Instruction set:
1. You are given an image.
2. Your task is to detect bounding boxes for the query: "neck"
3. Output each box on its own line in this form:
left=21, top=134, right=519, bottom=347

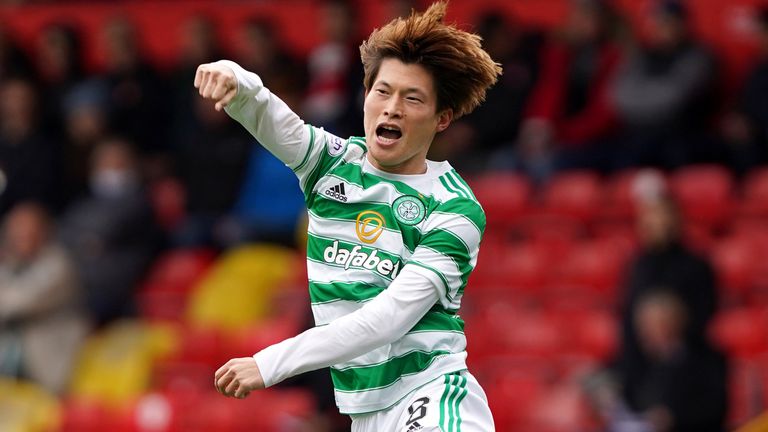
left=366, top=154, right=428, bottom=175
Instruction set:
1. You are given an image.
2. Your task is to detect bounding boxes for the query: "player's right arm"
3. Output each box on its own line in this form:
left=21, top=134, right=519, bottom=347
left=194, top=60, right=307, bottom=168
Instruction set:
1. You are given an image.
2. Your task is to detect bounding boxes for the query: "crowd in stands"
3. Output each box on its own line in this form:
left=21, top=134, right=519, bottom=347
left=0, top=0, right=767, bottom=431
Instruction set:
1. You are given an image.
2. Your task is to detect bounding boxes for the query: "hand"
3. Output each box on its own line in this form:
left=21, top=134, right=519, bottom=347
left=214, top=357, right=265, bottom=399
left=194, top=62, right=238, bottom=112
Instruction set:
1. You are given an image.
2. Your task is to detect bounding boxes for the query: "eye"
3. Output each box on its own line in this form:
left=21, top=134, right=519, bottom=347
left=406, top=96, right=422, bottom=103
left=375, top=88, right=389, bottom=96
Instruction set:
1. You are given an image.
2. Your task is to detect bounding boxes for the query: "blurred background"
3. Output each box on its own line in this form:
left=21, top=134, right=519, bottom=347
left=0, top=0, right=767, bottom=431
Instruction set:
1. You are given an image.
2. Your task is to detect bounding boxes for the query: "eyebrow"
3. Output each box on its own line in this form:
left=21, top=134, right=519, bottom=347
left=375, top=80, right=428, bottom=97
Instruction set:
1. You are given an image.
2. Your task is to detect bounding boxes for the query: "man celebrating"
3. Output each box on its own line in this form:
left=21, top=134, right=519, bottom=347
left=195, top=2, right=501, bottom=430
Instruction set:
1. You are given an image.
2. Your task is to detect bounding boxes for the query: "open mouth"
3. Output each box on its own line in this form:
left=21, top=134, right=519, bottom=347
left=376, top=124, right=403, bottom=143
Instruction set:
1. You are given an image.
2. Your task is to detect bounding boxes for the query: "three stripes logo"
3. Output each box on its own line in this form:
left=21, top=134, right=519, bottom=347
left=324, top=182, right=348, bottom=202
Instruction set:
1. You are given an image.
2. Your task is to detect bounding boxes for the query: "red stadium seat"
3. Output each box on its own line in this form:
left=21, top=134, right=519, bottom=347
left=738, top=167, right=768, bottom=218
left=541, top=170, right=602, bottom=223
left=566, top=310, right=619, bottom=361
left=142, top=248, right=217, bottom=292
left=469, top=172, right=532, bottom=231
left=137, top=248, right=217, bottom=321
left=710, top=307, right=768, bottom=358
left=600, top=168, right=667, bottom=221
left=491, top=242, right=553, bottom=295
left=669, top=165, right=735, bottom=229
left=149, top=177, right=187, bottom=231
left=60, top=398, right=115, bottom=432
left=710, top=236, right=759, bottom=303
left=481, top=357, right=553, bottom=431
left=550, top=239, right=629, bottom=305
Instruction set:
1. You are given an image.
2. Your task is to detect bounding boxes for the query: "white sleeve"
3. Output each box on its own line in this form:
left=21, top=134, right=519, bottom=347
left=216, top=60, right=309, bottom=168
left=252, top=264, right=439, bottom=387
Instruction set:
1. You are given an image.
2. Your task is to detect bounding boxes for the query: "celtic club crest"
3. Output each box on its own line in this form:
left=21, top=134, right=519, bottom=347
left=393, top=195, right=426, bottom=226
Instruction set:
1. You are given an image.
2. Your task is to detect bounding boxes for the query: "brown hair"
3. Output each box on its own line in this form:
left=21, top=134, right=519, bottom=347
left=359, top=1, right=502, bottom=118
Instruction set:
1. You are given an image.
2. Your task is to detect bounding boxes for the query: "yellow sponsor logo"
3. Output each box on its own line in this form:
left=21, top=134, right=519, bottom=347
left=355, top=210, right=385, bottom=244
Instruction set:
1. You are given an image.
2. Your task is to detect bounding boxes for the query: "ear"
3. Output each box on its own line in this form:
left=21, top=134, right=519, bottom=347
left=436, top=109, right=453, bottom=133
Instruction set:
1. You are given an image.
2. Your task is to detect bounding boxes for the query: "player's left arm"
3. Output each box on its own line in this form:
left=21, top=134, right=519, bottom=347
left=214, top=267, right=439, bottom=398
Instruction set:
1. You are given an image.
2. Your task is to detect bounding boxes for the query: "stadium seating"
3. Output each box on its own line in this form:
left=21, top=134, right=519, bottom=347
left=739, top=167, right=768, bottom=219
left=468, top=172, right=531, bottom=232
left=669, top=164, right=735, bottom=230
left=541, top=170, right=602, bottom=223
left=137, top=248, right=217, bottom=322
left=710, top=307, right=768, bottom=358
left=0, top=378, right=60, bottom=432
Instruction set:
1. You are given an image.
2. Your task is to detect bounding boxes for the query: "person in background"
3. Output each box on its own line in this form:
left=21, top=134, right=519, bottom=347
left=60, top=79, right=111, bottom=202
left=615, top=177, right=718, bottom=386
left=0, top=24, right=34, bottom=81
left=233, top=17, right=306, bottom=112
left=589, top=290, right=727, bottom=432
left=169, top=15, right=226, bottom=148
left=58, top=137, right=159, bottom=326
left=302, top=0, right=364, bottom=138
left=718, top=6, right=768, bottom=174
left=611, top=0, right=717, bottom=169
left=433, top=10, right=543, bottom=174
left=0, top=202, right=90, bottom=395
left=0, top=78, right=61, bottom=216
left=34, top=23, right=86, bottom=138
left=170, top=89, right=254, bottom=248
left=511, top=0, right=623, bottom=182
left=100, top=17, right=168, bottom=161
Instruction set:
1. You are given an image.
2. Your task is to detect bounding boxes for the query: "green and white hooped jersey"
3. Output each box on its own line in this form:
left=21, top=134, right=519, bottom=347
left=291, top=125, right=485, bottom=413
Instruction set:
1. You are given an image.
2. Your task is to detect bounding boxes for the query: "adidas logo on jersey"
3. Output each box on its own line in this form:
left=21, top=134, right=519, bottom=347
left=325, top=182, right=348, bottom=202
left=406, top=422, right=424, bottom=431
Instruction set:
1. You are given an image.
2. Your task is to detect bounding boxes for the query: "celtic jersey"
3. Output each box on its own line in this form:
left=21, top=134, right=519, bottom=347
left=220, top=60, right=485, bottom=414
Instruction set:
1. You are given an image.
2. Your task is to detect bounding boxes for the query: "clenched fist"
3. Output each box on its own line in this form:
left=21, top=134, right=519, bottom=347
left=214, top=357, right=265, bottom=399
left=194, top=62, right=238, bottom=112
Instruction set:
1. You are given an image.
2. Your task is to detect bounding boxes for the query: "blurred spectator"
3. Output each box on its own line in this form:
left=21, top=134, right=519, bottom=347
left=170, top=92, right=253, bottom=248
left=61, top=79, right=110, bottom=201
left=432, top=11, right=543, bottom=174
left=509, top=0, right=623, bottom=182
left=34, top=23, right=86, bottom=137
left=0, top=202, right=89, bottom=395
left=303, top=0, right=364, bottom=137
left=611, top=0, right=717, bottom=170
left=0, top=78, right=61, bottom=216
left=615, top=181, right=718, bottom=404
left=589, top=290, right=727, bottom=432
left=234, top=18, right=306, bottom=111
left=718, top=6, right=768, bottom=175
left=215, top=145, right=306, bottom=249
left=58, top=138, right=159, bottom=325
left=169, top=15, right=225, bottom=144
left=100, top=17, right=169, bottom=158
left=0, top=25, right=34, bottom=80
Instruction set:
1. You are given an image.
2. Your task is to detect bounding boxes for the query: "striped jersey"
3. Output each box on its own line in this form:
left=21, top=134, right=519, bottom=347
left=293, top=125, right=486, bottom=413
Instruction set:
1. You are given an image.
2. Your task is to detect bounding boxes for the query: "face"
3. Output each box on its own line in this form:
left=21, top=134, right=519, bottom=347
left=635, top=296, right=686, bottom=358
left=637, top=199, right=679, bottom=248
left=645, top=14, right=684, bottom=49
left=566, top=5, right=601, bottom=44
left=363, top=58, right=452, bottom=174
left=3, top=206, right=48, bottom=262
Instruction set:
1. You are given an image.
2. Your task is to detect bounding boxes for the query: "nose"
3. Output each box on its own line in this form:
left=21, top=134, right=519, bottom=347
left=383, top=97, right=403, bottom=118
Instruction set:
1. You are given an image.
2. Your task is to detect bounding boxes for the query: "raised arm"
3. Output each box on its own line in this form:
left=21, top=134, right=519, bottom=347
left=194, top=60, right=308, bottom=167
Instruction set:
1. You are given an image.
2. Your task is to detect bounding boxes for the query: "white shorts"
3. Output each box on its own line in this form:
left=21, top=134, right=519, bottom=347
left=350, top=371, right=495, bottom=432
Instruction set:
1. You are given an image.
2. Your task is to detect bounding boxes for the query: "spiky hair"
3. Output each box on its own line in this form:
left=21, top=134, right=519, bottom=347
left=359, top=1, right=502, bottom=118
